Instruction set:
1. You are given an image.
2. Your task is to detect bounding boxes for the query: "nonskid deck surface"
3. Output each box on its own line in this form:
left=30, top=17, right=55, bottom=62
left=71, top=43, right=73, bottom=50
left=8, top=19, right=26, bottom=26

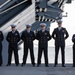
left=0, top=64, right=75, bottom=75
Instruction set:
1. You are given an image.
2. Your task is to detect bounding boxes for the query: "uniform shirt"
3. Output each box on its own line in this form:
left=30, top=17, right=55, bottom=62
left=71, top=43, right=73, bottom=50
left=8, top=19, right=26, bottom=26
left=42, top=29, right=45, bottom=32
left=58, top=27, right=62, bottom=31
left=12, top=31, right=15, bottom=34
left=27, top=30, right=30, bottom=33
left=36, top=30, right=51, bottom=48
left=52, top=27, right=69, bottom=46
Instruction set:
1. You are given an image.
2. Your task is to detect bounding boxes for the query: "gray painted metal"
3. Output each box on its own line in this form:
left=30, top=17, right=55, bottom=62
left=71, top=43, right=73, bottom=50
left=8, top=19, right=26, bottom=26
left=0, top=0, right=7, bottom=6
left=0, top=0, right=17, bottom=12
left=37, top=0, right=48, bottom=8
left=0, top=0, right=32, bottom=26
left=35, top=0, right=64, bottom=22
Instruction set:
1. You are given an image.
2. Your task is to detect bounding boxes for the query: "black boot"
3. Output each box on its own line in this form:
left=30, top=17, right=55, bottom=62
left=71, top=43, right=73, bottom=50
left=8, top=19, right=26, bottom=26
left=54, top=64, right=57, bottom=67
left=62, top=64, right=65, bottom=67
left=21, top=63, right=25, bottom=67
left=6, top=64, right=11, bottom=66
left=0, top=64, right=2, bottom=67
left=32, top=63, right=36, bottom=67
left=45, top=64, right=49, bottom=67
left=37, top=64, right=40, bottom=67
left=16, top=64, right=19, bottom=66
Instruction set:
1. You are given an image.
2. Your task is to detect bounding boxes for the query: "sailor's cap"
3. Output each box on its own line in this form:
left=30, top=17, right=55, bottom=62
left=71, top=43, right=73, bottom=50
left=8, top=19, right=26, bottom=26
left=57, top=19, right=63, bottom=23
left=11, top=24, right=16, bottom=27
left=26, top=24, right=32, bottom=27
left=40, top=23, right=46, bottom=26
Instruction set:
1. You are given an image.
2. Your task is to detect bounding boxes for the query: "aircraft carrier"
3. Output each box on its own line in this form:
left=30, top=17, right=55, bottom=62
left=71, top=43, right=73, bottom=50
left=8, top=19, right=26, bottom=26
left=0, top=0, right=74, bottom=75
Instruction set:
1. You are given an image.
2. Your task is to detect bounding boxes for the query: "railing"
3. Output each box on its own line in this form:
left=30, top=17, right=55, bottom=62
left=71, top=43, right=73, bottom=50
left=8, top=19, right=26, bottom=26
left=0, top=0, right=28, bottom=14
left=0, top=0, right=18, bottom=12
left=0, top=0, right=11, bottom=8
left=0, top=0, right=32, bottom=26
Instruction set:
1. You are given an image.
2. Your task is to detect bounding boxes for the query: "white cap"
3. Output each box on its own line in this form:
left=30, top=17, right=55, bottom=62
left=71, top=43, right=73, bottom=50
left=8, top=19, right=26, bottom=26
left=26, top=24, right=32, bottom=27
left=11, top=24, right=16, bottom=27
left=40, top=23, right=46, bottom=26
left=57, top=19, right=63, bottom=23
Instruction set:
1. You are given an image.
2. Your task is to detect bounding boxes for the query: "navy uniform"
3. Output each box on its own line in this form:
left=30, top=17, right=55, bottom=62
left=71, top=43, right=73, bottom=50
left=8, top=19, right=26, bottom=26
left=6, top=24, right=20, bottom=66
left=36, top=23, right=51, bottom=67
left=21, top=24, right=35, bottom=67
left=72, top=34, right=75, bottom=67
left=52, top=20, right=69, bottom=67
left=0, top=31, right=4, bottom=66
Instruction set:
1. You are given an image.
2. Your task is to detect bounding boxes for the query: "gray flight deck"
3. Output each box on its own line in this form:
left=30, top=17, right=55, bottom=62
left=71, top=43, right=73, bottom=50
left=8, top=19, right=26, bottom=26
left=0, top=64, right=75, bottom=75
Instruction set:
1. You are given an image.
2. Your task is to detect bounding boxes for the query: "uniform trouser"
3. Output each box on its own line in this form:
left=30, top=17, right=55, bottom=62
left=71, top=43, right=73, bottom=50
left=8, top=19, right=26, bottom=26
left=37, top=47, right=48, bottom=65
left=55, top=45, right=65, bottom=65
left=0, top=46, right=2, bottom=65
left=73, top=44, right=75, bottom=66
left=23, top=47, right=35, bottom=65
left=8, top=46, right=19, bottom=65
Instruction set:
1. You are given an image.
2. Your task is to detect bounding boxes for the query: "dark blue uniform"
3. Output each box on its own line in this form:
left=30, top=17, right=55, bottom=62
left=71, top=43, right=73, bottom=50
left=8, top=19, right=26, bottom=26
left=21, top=30, right=35, bottom=66
left=0, top=31, right=4, bottom=66
left=6, top=30, right=20, bottom=66
left=36, top=30, right=51, bottom=66
left=72, top=34, right=75, bottom=67
left=52, top=27, right=69, bottom=66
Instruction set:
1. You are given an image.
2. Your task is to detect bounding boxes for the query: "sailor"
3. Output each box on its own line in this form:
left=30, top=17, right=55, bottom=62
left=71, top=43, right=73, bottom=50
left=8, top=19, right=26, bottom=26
left=36, top=23, right=51, bottom=67
left=21, top=24, right=35, bottom=67
left=6, top=24, right=20, bottom=66
left=72, top=34, right=75, bottom=67
left=0, top=31, right=4, bottom=66
left=52, top=20, right=69, bottom=67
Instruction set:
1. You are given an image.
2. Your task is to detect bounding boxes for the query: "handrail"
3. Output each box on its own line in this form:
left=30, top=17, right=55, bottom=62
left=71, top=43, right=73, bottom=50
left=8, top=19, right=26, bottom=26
left=0, top=0, right=11, bottom=8
left=0, top=0, right=28, bottom=14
